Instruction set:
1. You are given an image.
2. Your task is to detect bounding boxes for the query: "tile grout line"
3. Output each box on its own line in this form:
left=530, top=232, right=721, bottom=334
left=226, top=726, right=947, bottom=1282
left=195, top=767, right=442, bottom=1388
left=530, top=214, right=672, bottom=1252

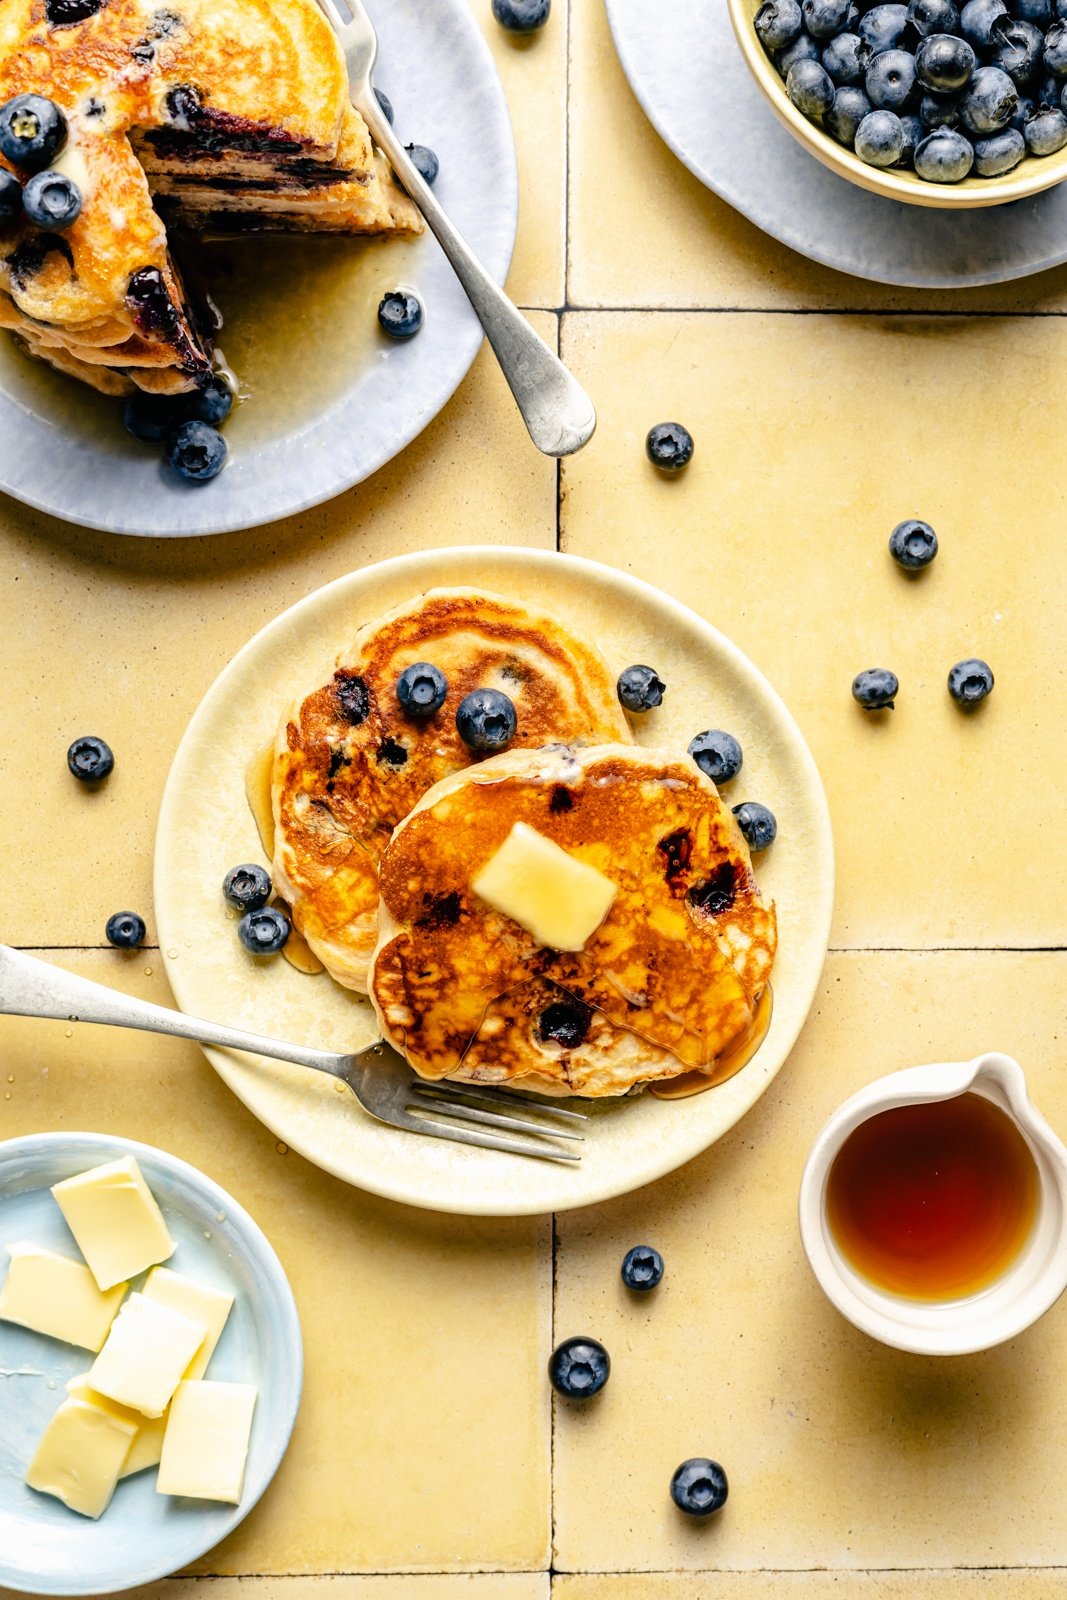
left=548, top=304, right=1067, bottom=318
left=556, top=0, right=574, bottom=557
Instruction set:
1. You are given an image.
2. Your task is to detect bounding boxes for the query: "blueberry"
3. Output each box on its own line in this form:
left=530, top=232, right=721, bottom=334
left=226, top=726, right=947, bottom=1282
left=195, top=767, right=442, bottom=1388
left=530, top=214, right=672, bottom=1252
left=491, top=0, right=551, bottom=31
left=732, top=801, right=778, bottom=852
left=222, top=863, right=272, bottom=912
left=192, top=375, right=234, bottom=426
left=775, top=31, right=822, bottom=74
left=404, top=143, right=439, bottom=185
left=828, top=83, right=874, bottom=140
left=123, top=391, right=190, bottom=443
left=756, top=0, right=804, bottom=50
left=960, top=0, right=1008, bottom=45
left=238, top=905, right=291, bottom=955
left=915, top=32, right=976, bottom=92
left=621, top=1245, right=665, bottom=1292
left=670, top=1459, right=729, bottom=1518
left=973, top=123, right=1026, bottom=168
left=906, top=0, right=960, bottom=34
left=960, top=64, right=1019, bottom=130
left=1045, top=19, right=1067, bottom=71
left=456, top=687, right=517, bottom=752
left=899, top=109, right=925, bottom=157
left=920, top=89, right=962, bottom=124
left=105, top=912, right=146, bottom=950
left=378, top=289, right=423, bottom=339
left=166, top=419, right=227, bottom=482
left=856, top=106, right=907, bottom=161
left=617, top=664, right=666, bottom=712
left=22, top=170, right=81, bottom=230
left=689, top=729, right=743, bottom=785
left=67, top=735, right=114, bottom=782
left=548, top=1337, right=610, bottom=1399
left=646, top=421, right=694, bottom=470
left=1010, top=93, right=1035, bottom=130
left=0, top=95, right=67, bottom=171
left=374, top=87, right=394, bottom=124
left=1034, top=70, right=1063, bottom=104
left=859, top=4, right=910, bottom=51
left=397, top=661, right=448, bottom=717
left=991, top=16, right=1044, bottom=83
left=1025, top=101, right=1067, bottom=146
left=803, top=0, right=853, bottom=37
left=788, top=57, right=838, bottom=116
left=889, top=517, right=938, bottom=568
left=914, top=123, right=976, bottom=175
left=947, top=657, right=994, bottom=704
left=1014, top=0, right=1052, bottom=20
left=852, top=667, right=899, bottom=709
left=823, top=31, right=873, bottom=83
left=867, top=49, right=919, bottom=109
left=0, top=169, right=22, bottom=227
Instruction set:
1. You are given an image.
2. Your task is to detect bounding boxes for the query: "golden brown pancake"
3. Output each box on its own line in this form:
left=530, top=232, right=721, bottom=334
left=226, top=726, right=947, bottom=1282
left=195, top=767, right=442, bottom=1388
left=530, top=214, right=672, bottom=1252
left=0, top=0, right=421, bottom=395
left=369, top=742, right=778, bottom=1097
left=272, top=588, right=635, bottom=994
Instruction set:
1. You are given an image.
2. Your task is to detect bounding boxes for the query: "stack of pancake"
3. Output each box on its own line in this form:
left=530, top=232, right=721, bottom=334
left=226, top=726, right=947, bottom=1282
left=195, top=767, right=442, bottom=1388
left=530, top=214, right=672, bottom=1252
left=271, top=588, right=779, bottom=1099
left=0, top=0, right=421, bottom=396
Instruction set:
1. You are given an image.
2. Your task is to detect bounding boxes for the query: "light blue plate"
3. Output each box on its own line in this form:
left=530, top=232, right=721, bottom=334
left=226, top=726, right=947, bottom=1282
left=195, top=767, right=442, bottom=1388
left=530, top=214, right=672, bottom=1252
left=0, top=1133, right=303, bottom=1596
left=0, top=0, right=517, bottom=536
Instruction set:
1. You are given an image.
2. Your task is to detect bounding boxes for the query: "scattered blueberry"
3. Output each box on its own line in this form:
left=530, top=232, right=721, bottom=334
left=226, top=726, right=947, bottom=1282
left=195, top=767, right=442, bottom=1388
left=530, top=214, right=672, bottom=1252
left=0, top=94, right=67, bottom=171
left=374, top=87, right=394, bottom=124
left=852, top=667, right=900, bottom=709
left=889, top=517, right=938, bottom=568
left=193, top=375, right=234, bottom=426
left=973, top=122, right=1026, bottom=169
left=915, top=32, right=976, bottom=92
left=828, top=83, right=874, bottom=140
left=237, top=905, right=291, bottom=955
left=960, top=64, right=1019, bottom=131
left=167, top=419, right=227, bottom=482
left=907, top=0, right=960, bottom=36
left=397, top=661, right=448, bottom=717
left=548, top=1337, right=610, bottom=1399
left=617, top=664, right=666, bottom=712
left=646, top=421, right=694, bottom=471
left=787, top=56, right=837, bottom=116
left=0, top=169, right=22, bottom=227
left=756, top=0, right=804, bottom=51
left=858, top=3, right=910, bottom=52
left=867, top=49, right=919, bottom=109
left=732, top=801, right=778, bottom=852
left=915, top=123, right=976, bottom=176
left=105, top=912, right=146, bottom=950
left=378, top=290, right=423, bottom=340
left=689, top=729, right=744, bottom=785
left=621, top=1245, right=665, bottom=1292
left=960, top=0, right=1008, bottom=48
left=856, top=107, right=907, bottom=163
left=670, top=1459, right=729, bottom=1518
left=1025, top=102, right=1067, bottom=148
left=456, top=687, right=517, bottom=752
left=491, top=0, right=551, bottom=31
left=404, top=143, right=439, bottom=185
left=22, top=170, right=81, bottom=230
left=947, top=657, right=994, bottom=704
left=67, top=735, right=114, bottom=782
left=803, top=0, right=852, bottom=37
left=123, top=391, right=190, bottom=443
left=222, top=863, right=272, bottom=912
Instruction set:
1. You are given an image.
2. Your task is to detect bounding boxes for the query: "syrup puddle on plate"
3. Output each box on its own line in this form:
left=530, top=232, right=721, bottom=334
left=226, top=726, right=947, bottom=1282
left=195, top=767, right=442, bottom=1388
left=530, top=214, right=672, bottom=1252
left=650, top=985, right=773, bottom=1100
left=243, top=742, right=324, bottom=977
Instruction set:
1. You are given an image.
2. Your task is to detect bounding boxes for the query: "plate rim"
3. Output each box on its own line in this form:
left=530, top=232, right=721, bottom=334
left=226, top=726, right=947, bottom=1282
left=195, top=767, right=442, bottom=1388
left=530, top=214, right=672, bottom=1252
left=0, top=1129, right=304, bottom=1597
left=154, top=545, right=835, bottom=1216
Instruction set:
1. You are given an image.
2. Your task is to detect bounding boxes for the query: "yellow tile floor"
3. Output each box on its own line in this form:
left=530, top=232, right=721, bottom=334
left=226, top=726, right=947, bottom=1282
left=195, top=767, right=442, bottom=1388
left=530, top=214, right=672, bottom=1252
left=1, top=0, right=1065, bottom=1596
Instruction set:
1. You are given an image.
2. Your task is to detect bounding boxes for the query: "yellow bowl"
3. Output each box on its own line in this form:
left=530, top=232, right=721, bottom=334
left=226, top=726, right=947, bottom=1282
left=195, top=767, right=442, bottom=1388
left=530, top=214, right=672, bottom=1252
left=727, top=0, right=1067, bottom=208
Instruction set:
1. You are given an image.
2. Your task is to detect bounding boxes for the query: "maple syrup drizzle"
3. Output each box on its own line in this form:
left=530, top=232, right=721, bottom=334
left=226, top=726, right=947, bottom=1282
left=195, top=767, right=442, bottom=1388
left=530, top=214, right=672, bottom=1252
left=649, top=985, right=773, bottom=1100
left=243, top=742, right=324, bottom=977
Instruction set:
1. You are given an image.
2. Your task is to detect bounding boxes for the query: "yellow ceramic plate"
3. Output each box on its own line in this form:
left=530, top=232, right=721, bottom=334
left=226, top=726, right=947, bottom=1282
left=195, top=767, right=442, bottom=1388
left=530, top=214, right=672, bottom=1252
left=154, top=548, right=833, bottom=1216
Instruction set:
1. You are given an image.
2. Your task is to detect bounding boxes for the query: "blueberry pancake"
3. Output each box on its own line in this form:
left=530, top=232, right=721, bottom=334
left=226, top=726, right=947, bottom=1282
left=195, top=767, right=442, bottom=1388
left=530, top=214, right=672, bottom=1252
left=0, top=0, right=421, bottom=396
left=272, top=588, right=634, bottom=995
left=369, top=743, right=778, bottom=1097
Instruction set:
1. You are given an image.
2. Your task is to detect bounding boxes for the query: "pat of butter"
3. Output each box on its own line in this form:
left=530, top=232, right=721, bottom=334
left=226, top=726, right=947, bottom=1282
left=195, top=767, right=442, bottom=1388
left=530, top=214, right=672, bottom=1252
left=157, top=1380, right=257, bottom=1504
left=26, top=1397, right=137, bottom=1519
left=51, top=1157, right=175, bottom=1291
left=471, top=822, right=618, bottom=951
left=66, top=1374, right=168, bottom=1479
left=88, top=1293, right=207, bottom=1418
left=0, top=1244, right=126, bottom=1352
left=142, top=1267, right=234, bottom=1380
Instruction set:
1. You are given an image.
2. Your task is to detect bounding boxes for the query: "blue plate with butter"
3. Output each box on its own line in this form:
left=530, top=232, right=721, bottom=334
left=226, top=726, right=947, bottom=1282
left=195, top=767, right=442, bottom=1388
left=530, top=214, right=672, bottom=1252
left=0, top=1132, right=303, bottom=1596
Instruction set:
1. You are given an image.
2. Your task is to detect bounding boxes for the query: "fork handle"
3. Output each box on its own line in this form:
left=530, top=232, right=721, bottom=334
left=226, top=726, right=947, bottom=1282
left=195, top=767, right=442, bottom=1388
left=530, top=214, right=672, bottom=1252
left=361, top=97, right=596, bottom=459
left=0, top=945, right=349, bottom=1079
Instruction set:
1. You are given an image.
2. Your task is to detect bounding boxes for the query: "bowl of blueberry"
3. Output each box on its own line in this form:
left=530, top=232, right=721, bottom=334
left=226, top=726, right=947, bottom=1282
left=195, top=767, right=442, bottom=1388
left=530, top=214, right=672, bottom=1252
left=728, top=0, right=1067, bottom=205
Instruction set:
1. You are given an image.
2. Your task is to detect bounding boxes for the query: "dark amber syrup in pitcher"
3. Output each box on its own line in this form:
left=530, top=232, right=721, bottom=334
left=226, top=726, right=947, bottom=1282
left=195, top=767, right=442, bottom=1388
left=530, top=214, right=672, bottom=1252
left=825, top=1093, right=1039, bottom=1301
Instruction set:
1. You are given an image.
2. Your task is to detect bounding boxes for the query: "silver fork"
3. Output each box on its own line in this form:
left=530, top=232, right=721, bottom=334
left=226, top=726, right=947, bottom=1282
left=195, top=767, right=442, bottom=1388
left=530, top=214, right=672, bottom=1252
left=315, top=0, right=596, bottom=459
left=0, top=947, right=586, bottom=1164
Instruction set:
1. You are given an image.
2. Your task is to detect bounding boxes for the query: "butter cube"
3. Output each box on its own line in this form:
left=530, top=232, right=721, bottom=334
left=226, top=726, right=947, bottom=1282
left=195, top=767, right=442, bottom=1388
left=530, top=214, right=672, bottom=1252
left=157, top=1380, right=257, bottom=1504
left=142, top=1267, right=234, bottom=1379
left=51, top=1156, right=175, bottom=1291
left=26, top=1397, right=137, bottom=1519
left=88, top=1293, right=207, bottom=1418
left=471, top=821, right=618, bottom=951
left=66, top=1374, right=168, bottom=1478
left=0, top=1244, right=126, bottom=1352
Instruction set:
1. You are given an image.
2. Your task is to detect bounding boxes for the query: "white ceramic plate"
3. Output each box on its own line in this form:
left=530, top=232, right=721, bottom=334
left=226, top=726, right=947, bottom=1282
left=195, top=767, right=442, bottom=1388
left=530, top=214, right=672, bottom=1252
left=0, top=0, right=517, bottom=537
left=0, top=1133, right=303, bottom=1596
left=154, top=548, right=834, bottom=1216
left=605, top=0, right=1067, bottom=289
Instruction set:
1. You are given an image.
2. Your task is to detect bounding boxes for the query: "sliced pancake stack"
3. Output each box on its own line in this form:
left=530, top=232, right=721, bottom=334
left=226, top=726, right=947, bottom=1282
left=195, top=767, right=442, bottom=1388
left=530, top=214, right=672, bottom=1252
left=271, top=588, right=779, bottom=1100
